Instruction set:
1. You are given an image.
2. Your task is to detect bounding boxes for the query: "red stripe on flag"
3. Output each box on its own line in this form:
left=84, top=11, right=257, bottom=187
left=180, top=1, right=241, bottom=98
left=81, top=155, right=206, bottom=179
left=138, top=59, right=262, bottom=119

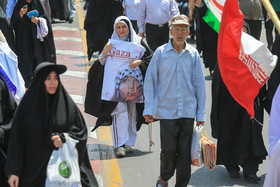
left=210, top=0, right=224, bottom=11
left=218, top=0, right=258, bottom=118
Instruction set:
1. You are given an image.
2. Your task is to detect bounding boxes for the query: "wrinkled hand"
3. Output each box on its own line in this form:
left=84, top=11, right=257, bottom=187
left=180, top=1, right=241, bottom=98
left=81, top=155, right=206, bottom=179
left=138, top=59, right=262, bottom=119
left=188, top=14, right=193, bottom=21
left=51, top=135, right=63, bottom=148
left=144, top=115, right=154, bottom=123
left=129, top=60, right=142, bottom=69
left=196, top=121, right=205, bottom=126
left=139, top=32, right=144, bottom=37
left=102, top=42, right=113, bottom=55
left=19, top=7, right=28, bottom=18
left=31, top=15, right=39, bottom=23
left=267, top=13, right=271, bottom=20
left=8, top=175, right=19, bottom=187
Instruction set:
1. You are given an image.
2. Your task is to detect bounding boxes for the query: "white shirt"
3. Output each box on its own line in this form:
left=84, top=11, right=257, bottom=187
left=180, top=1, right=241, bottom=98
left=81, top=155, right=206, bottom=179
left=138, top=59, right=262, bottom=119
left=122, top=0, right=140, bottom=21
left=268, top=84, right=280, bottom=155
left=137, top=0, right=179, bottom=33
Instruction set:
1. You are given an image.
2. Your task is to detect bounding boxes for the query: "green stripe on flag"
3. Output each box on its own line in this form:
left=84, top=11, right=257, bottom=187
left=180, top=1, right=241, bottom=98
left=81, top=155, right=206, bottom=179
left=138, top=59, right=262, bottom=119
left=203, top=9, right=221, bottom=33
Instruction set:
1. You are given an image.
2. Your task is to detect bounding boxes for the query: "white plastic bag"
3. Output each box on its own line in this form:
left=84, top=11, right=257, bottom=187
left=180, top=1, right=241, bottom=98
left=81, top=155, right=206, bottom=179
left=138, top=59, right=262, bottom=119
left=45, top=133, right=81, bottom=187
left=191, top=124, right=203, bottom=166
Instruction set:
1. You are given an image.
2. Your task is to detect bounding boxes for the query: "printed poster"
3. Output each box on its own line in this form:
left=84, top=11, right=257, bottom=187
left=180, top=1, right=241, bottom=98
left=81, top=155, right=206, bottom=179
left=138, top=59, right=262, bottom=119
left=101, top=39, right=146, bottom=103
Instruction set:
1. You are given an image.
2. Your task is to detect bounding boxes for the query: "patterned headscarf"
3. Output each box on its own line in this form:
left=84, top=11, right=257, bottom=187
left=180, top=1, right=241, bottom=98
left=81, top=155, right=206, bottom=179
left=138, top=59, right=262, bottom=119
left=115, top=67, right=143, bottom=100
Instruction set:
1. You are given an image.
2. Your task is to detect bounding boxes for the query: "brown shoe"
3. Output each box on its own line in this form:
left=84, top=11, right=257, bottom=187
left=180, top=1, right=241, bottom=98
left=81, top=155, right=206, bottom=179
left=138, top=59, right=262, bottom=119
left=156, top=176, right=168, bottom=187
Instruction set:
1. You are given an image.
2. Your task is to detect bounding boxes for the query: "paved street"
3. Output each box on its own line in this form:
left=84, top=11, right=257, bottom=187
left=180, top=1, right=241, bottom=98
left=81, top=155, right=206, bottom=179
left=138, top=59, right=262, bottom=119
left=54, top=1, right=271, bottom=186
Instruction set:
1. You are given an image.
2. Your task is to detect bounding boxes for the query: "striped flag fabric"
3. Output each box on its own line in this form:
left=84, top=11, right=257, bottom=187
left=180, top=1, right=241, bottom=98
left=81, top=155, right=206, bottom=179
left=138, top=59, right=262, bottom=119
left=203, top=0, right=225, bottom=33
left=217, top=0, right=277, bottom=117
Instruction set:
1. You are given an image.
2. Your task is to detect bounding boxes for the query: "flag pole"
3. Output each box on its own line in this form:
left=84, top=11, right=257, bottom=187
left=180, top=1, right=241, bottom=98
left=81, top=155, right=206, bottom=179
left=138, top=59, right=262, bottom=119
left=148, top=123, right=154, bottom=152
left=262, top=0, right=280, bottom=35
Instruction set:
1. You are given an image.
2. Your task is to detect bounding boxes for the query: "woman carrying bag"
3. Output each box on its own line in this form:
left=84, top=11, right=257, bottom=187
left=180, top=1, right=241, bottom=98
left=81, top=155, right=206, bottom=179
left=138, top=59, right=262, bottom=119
left=6, top=62, right=98, bottom=187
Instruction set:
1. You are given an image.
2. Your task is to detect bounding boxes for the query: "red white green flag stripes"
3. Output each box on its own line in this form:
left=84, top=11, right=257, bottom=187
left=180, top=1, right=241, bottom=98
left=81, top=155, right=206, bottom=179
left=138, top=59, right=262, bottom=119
left=203, top=0, right=225, bottom=33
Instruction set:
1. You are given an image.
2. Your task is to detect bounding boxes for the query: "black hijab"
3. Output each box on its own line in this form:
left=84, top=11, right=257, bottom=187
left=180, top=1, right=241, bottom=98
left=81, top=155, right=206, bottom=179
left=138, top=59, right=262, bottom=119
left=0, top=7, right=15, bottom=52
left=11, top=0, right=56, bottom=88
left=0, top=75, right=16, bottom=187
left=6, top=62, right=98, bottom=187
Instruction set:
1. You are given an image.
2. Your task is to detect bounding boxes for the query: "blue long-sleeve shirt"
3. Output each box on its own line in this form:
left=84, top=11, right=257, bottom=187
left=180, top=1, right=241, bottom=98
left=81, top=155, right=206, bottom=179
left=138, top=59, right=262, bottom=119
left=143, top=40, right=206, bottom=121
left=6, top=0, right=17, bottom=19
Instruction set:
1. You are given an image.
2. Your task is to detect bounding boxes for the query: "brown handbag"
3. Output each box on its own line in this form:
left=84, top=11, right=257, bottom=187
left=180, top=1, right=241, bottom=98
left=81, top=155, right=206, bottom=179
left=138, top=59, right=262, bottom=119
left=201, top=129, right=216, bottom=171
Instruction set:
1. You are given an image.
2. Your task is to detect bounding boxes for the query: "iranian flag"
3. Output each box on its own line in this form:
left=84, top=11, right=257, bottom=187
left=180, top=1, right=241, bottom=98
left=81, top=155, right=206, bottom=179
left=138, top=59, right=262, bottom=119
left=218, top=0, right=277, bottom=117
left=203, top=0, right=225, bottom=33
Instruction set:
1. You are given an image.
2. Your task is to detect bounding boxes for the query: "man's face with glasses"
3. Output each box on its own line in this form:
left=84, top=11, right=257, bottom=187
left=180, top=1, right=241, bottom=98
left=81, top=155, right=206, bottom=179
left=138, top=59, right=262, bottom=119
left=170, top=24, right=189, bottom=45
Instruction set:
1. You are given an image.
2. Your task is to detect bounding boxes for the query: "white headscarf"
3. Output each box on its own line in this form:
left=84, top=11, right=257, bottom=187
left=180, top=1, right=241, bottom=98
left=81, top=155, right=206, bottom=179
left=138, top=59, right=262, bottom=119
left=111, top=16, right=141, bottom=45
left=0, top=30, right=25, bottom=103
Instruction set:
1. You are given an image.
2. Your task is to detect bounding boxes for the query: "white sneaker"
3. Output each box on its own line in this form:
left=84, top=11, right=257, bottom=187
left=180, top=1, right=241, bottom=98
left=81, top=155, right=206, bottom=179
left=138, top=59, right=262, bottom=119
left=125, top=145, right=133, bottom=153
left=116, top=147, right=126, bottom=158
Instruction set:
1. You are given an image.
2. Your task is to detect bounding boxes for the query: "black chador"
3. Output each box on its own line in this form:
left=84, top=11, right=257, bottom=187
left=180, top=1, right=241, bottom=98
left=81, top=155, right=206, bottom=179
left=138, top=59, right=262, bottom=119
left=0, top=75, right=17, bottom=187
left=11, top=0, right=56, bottom=87
left=211, top=66, right=267, bottom=176
left=5, top=63, right=98, bottom=187
left=0, top=7, right=15, bottom=52
left=49, top=0, right=69, bottom=20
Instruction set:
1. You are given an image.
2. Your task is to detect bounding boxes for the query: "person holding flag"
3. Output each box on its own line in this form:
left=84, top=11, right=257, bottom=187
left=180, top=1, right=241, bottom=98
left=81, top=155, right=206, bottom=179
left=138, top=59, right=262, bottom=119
left=210, top=0, right=277, bottom=184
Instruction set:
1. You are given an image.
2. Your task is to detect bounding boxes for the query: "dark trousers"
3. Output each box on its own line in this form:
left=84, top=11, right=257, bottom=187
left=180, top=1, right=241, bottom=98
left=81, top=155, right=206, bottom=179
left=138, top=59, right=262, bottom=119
left=160, top=118, right=194, bottom=187
left=244, top=19, right=262, bottom=40
left=242, top=157, right=260, bottom=175
left=225, top=156, right=260, bottom=176
left=130, top=20, right=139, bottom=34
left=262, top=6, right=280, bottom=50
left=193, top=7, right=202, bottom=52
left=146, top=23, right=169, bottom=51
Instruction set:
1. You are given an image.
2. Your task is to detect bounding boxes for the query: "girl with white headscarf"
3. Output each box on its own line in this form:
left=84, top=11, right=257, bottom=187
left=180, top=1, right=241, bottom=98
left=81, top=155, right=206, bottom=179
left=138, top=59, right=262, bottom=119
left=97, top=16, right=153, bottom=157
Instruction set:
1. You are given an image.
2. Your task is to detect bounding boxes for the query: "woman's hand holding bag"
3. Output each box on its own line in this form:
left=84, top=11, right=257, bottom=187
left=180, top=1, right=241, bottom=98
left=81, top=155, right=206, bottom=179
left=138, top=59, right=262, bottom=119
left=45, top=133, right=81, bottom=187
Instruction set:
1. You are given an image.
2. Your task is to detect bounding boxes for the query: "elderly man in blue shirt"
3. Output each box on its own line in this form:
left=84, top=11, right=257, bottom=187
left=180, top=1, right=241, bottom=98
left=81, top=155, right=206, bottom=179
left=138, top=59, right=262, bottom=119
left=143, top=14, right=206, bottom=187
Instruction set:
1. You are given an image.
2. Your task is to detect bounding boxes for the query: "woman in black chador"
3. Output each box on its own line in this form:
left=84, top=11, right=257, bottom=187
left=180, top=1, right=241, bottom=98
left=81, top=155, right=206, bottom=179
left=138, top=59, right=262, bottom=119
left=11, top=0, right=56, bottom=88
left=6, top=62, right=99, bottom=187
left=211, top=68, right=267, bottom=184
left=84, top=0, right=123, bottom=60
left=0, top=75, right=17, bottom=187
left=49, top=0, right=69, bottom=21
left=0, top=7, right=15, bottom=52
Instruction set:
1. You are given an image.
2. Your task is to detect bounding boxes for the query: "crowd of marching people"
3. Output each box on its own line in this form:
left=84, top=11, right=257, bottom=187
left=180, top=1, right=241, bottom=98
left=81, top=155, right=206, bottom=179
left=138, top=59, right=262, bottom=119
left=0, top=0, right=280, bottom=186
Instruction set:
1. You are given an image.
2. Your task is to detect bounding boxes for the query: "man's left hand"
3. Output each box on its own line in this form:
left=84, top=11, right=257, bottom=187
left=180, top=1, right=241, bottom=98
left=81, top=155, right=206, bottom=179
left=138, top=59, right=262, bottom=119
left=196, top=121, right=205, bottom=126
